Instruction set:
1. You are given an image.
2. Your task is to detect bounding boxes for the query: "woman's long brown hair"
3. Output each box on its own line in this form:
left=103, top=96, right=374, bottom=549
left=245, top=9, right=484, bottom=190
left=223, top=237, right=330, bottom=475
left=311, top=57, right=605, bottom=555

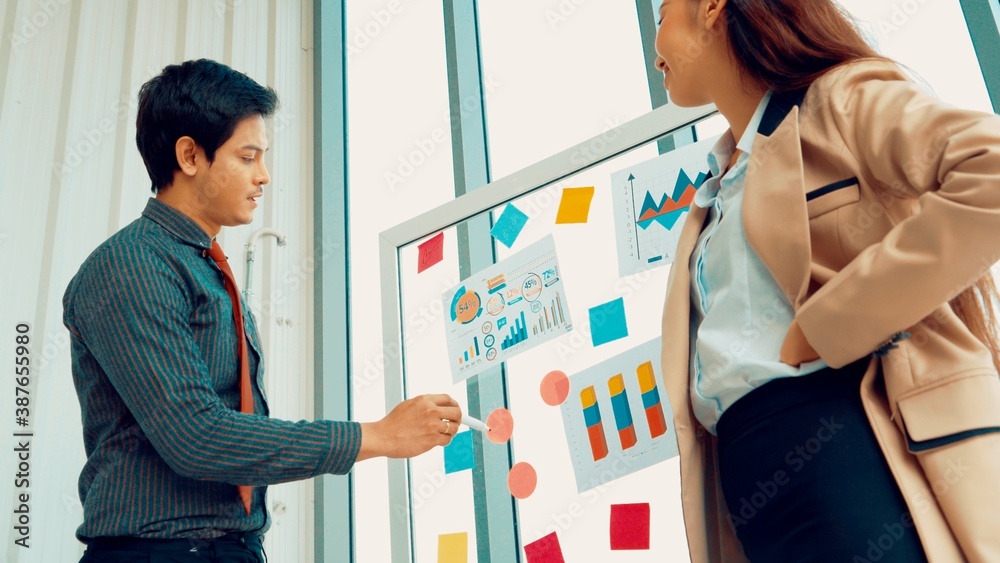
left=718, top=0, right=1000, bottom=371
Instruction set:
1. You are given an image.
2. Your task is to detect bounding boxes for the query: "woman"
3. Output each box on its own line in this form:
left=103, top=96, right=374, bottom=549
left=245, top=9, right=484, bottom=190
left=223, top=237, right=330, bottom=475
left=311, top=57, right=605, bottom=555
left=654, top=0, right=1000, bottom=561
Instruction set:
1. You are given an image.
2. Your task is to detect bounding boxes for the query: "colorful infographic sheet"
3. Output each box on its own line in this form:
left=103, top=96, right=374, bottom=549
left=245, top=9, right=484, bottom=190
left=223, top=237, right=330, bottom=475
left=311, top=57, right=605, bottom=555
left=611, top=136, right=719, bottom=277
left=444, top=235, right=573, bottom=383
left=560, top=337, right=678, bottom=493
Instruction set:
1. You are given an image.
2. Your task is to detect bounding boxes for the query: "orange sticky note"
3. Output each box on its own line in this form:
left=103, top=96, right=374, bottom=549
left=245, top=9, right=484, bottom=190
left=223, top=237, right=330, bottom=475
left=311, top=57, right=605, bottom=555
left=438, top=532, right=468, bottom=563
left=555, top=187, right=595, bottom=224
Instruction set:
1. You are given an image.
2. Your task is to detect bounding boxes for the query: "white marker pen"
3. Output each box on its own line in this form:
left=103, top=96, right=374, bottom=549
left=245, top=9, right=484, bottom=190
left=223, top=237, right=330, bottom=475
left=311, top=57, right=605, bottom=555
left=461, top=415, right=491, bottom=433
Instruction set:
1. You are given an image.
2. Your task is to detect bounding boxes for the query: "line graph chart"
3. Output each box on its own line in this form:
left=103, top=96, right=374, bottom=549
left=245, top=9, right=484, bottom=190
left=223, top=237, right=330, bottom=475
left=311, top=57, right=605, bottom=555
left=612, top=136, right=718, bottom=277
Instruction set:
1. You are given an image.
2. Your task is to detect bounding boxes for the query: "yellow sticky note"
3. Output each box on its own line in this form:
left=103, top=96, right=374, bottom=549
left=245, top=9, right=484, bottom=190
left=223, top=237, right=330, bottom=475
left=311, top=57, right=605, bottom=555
left=438, top=532, right=468, bottom=563
left=555, top=186, right=595, bottom=224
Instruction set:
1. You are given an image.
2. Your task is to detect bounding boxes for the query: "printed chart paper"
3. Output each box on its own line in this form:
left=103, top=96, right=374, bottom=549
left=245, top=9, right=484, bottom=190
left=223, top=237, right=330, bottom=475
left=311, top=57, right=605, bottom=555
left=560, top=337, right=678, bottom=492
left=611, top=136, right=719, bottom=277
left=444, top=235, right=573, bottom=383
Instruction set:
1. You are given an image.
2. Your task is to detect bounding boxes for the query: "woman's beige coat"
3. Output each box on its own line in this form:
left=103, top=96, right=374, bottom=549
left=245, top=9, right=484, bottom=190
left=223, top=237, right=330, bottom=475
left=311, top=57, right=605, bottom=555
left=660, top=59, right=1000, bottom=562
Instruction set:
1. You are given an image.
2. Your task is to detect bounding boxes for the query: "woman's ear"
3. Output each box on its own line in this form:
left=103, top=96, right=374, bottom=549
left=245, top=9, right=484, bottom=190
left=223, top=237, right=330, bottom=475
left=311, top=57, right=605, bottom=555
left=703, top=0, right=728, bottom=30
left=175, top=136, right=200, bottom=177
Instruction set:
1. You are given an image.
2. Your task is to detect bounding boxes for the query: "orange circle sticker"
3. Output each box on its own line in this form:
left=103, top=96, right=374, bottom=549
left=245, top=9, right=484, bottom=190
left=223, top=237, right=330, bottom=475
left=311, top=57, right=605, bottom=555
left=486, top=408, right=514, bottom=444
left=507, top=462, right=537, bottom=499
left=540, top=370, right=570, bottom=406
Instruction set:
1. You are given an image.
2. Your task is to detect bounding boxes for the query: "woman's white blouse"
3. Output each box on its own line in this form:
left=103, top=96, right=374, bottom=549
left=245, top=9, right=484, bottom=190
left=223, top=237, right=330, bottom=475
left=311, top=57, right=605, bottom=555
left=688, top=91, right=828, bottom=435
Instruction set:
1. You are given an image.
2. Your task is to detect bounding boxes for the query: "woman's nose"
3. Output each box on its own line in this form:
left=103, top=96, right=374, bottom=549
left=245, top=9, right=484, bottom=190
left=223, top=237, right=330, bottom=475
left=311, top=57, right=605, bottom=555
left=654, top=56, right=666, bottom=72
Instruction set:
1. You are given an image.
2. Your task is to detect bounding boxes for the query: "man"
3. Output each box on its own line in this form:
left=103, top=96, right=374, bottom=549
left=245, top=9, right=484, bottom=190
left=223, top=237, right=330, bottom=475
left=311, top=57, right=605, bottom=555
left=64, top=59, right=460, bottom=562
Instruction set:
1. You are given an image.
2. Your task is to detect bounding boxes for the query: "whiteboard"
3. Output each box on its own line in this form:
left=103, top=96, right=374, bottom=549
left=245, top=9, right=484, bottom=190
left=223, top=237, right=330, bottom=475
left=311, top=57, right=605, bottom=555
left=381, top=102, right=718, bottom=562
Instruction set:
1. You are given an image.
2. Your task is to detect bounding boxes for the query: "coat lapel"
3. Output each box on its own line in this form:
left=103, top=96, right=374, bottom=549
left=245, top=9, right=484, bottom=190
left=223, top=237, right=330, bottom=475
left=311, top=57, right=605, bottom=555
left=673, top=203, right=710, bottom=286
left=662, top=202, right=708, bottom=423
left=660, top=200, right=712, bottom=559
left=743, top=90, right=813, bottom=309
left=662, top=199, right=751, bottom=562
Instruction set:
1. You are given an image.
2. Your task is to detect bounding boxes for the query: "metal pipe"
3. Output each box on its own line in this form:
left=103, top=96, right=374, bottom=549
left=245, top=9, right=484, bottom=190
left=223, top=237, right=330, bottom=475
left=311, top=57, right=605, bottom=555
left=244, top=228, right=287, bottom=298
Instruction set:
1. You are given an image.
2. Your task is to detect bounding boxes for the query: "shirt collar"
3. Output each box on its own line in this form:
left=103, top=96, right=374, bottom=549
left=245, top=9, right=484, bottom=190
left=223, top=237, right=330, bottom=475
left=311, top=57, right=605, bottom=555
left=737, top=90, right=773, bottom=154
left=141, top=197, right=213, bottom=250
left=705, top=90, right=774, bottom=177
left=706, top=133, right=735, bottom=178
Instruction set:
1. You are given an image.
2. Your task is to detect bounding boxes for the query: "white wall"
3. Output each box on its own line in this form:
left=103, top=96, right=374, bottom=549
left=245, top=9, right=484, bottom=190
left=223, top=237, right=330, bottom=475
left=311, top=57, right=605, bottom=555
left=0, top=1, right=319, bottom=561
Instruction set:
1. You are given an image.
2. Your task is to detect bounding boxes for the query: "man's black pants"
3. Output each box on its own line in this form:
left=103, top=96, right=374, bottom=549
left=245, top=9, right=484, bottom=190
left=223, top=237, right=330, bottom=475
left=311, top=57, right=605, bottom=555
left=80, top=531, right=265, bottom=562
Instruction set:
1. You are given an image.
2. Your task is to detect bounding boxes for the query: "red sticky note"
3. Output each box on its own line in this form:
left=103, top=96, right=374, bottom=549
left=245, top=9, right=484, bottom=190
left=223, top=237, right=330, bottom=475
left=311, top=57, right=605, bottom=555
left=418, top=232, right=445, bottom=273
left=610, top=503, right=650, bottom=550
left=524, top=532, right=565, bottom=563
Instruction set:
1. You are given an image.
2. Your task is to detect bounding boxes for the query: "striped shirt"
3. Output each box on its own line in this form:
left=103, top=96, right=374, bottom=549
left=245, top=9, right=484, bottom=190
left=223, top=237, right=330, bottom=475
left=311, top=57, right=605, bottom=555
left=63, top=197, right=360, bottom=543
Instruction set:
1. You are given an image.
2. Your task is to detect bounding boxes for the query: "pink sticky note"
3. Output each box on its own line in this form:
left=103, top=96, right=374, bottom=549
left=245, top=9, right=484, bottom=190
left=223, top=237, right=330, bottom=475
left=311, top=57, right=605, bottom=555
left=418, top=232, right=445, bottom=273
left=610, top=503, right=650, bottom=550
left=524, top=532, right=565, bottom=563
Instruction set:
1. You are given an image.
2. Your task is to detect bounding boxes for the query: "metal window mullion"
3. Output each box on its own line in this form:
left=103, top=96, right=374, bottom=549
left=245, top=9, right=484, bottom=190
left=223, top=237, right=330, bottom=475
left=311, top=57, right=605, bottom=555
left=313, top=1, right=353, bottom=562
left=959, top=0, right=1000, bottom=113
left=443, top=1, right=520, bottom=562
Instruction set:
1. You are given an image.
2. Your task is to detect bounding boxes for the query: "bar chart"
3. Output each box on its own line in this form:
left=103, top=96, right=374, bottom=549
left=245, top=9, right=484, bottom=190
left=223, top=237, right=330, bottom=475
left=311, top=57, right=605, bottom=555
left=637, top=361, right=667, bottom=439
left=608, top=374, right=637, bottom=451
left=500, top=311, right=528, bottom=351
left=457, top=336, right=482, bottom=366
left=580, top=385, right=609, bottom=462
left=529, top=292, right=567, bottom=337
left=560, top=338, right=678, bottom=492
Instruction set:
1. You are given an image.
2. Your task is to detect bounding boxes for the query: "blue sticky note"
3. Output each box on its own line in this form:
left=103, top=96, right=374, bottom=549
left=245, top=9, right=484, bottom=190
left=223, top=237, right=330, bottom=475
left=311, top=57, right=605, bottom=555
left=589, top=297, right=629, bottom=347
left=490, top=204, right=529, bottom=249
left=443, top=430, right=475, bottom=474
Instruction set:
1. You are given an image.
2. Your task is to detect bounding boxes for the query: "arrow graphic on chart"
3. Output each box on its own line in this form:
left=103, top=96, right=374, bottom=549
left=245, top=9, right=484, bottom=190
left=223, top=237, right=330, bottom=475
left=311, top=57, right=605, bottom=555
left=636, top=170, right=706, bottom=231
left=628, top=174, right=640, bottom=260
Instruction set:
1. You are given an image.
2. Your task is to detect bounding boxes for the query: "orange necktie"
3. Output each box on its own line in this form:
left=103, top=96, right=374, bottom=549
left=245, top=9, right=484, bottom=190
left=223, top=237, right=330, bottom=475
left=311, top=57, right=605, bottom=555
left=207, top=240, right=254, bottom=516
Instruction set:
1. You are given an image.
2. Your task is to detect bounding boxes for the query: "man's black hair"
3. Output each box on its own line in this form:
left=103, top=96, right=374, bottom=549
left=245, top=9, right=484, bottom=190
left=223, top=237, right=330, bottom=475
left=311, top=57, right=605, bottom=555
left=135, top=59, right=278, bottom=193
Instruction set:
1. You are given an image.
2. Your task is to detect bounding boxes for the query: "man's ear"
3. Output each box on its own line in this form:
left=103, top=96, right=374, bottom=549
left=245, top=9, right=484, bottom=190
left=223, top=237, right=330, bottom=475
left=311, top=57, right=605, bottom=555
left=704, top=0, right=728, bottom=30
left=175, top=136, right=200, bottom=177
